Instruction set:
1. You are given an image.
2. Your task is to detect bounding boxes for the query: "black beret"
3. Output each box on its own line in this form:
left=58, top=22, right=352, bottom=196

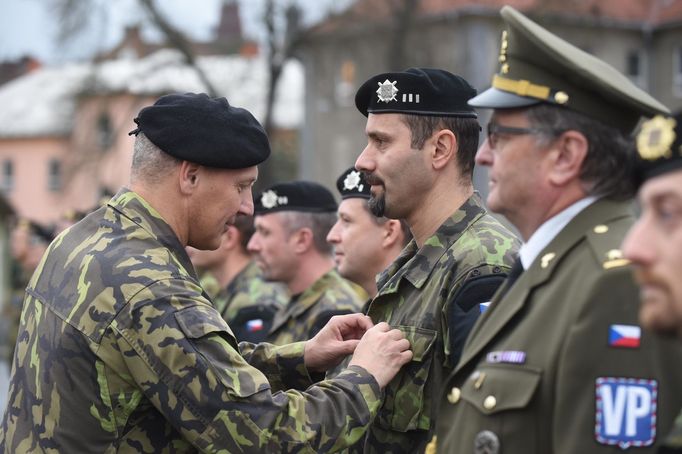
left=469, top=6, right=669, bottom=133
left=355, top=68, right=478, bottom=118
left=254, top=181, right=337, bottom=214
left=336, top=167, right=370, bottom=200
left=634, top=113, right=682, bottom=188
left=129, top=92, right=270, bottom=169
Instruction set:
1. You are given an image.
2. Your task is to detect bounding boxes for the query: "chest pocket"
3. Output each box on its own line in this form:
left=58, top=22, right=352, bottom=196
left=377, top=325, right=438, bottom=432
left=459, top=363, right=542, bottom=415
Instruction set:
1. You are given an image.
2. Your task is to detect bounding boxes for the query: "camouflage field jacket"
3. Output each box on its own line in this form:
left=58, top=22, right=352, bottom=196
left=0, top=189, right=381, bottom=453
left=356, top=194, right=519, bottom=453
left=266, top=270, right=363, bottom=345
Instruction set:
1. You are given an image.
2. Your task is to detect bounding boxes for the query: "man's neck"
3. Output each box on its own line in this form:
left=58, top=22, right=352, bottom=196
left=218, top=251, right=251, bottom=288
left=409, top=183, right=473, bottom=247
left=287, top=254, right=334, bottom=295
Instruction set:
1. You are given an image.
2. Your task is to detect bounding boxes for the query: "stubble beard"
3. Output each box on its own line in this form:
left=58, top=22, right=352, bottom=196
left=368, top=194, right=386, bottom=218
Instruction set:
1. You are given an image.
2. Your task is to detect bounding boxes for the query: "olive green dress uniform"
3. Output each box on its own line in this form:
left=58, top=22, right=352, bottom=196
left=433, top=7, right=682, bottom=454
left=353, top=194, right=519, bottom=453
left=0, top=190, right=383, bottom=453
left=266, top=269, right=363, bottom=345
left=435, top=199, right=682, bottom=453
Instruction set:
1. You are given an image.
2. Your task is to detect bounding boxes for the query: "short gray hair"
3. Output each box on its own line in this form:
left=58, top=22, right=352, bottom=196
left=525, top=104, right=636, bottom=200
left=278, top=211, right=336, bottom=255
left=130, top=133, right=180, bottom=185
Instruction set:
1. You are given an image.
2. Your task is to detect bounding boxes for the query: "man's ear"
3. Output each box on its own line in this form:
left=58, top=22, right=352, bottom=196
left=179, top=161, right=201, bottom=195
left=223, top=226, right=240, bottom=250
left=548, top=130, right=588, bottom=187
left=290, top=227, right=313, bottom=254
left=431, top=129, right=457, bottom=170
left=381, top=219, right=402, bottom=248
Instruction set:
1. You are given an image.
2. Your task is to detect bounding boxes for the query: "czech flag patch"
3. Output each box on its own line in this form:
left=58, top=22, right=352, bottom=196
left=246, top=319, right=264, bottom=332
left=609, top=324, right=641, bottom=348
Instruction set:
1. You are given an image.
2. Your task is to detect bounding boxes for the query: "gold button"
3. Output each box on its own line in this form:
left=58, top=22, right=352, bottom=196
left=594, top=225, right=609, bottom=234
left=483, top=395, right=497, bottom=410
left=447, top=387, right=461, bottom=404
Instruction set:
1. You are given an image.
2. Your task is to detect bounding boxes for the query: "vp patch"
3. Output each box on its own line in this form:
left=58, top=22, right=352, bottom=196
left=595, top=377, right=657, bottom=449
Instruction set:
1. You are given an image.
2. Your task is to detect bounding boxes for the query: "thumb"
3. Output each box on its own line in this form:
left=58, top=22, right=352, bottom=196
left=337, top=339, right=361, bottom=356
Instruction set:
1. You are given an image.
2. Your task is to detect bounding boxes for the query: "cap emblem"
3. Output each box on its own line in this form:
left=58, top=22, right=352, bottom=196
left=376, top=79, right=399, bottom=103
left=260, top=190, right=288, bottom=209
left=343, top=170, right=364, bottom=192
left=637, top=115, right=676, bottom=161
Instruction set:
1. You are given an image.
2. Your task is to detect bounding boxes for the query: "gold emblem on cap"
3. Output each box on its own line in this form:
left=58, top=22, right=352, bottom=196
left=636, top=115, right=676, bottom=161
left=554, top=91, right=569, bottom=104
left=498, top=30, right=509, bottom=73
left=540, top=252, right=556, bottom=269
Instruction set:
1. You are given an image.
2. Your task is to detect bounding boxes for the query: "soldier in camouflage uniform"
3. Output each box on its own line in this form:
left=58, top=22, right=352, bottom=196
left=0, top=93, right=414, bottom=453
left=624, top=113, right=682, bottom=453
left=187, top=214, right=287, bottom=343
left=249, top=181, right=364, bottom=345
left=350, top=68, right=520, bottom=453
left=327, top=167, right=411, bottom=299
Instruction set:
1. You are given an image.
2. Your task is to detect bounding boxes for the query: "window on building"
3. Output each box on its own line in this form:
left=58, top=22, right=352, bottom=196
left=48, top=159, right=61, bottom=191
left=97, top=113, right=114, bottom=150
left=674, top=47, right=682, bottom=98
left=626, top=49, right=646, bottom=89
left=1, top=160, right=13, bottom=193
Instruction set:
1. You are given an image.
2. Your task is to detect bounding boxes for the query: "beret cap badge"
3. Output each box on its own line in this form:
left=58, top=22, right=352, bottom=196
left=637, top=115, right=676, bottom=161
left=343, top=170, right=364, bottom=192
left=260, top=190, right=288, bottom=209
left=376, top=79, right=399, bottom=103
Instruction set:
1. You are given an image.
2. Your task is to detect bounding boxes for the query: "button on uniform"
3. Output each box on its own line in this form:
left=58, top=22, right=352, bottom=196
left=483, top=395, right=497, bottom=411
left=447, top=387, right=461, bottom=404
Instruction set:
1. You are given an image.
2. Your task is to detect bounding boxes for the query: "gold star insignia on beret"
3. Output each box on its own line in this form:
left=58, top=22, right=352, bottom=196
left=637, top=115, right=676, bottom=161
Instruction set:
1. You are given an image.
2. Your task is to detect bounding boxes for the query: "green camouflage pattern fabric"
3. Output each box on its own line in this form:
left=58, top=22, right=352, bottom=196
left=266, top=270, right=363, bottom=345
left=216, top=260, right=287, bottom=325
left=349, top=194, right=519, bottom=453
left=661, top=409, right=682, bottom=452
left=0, top=188, right=383, bottom=453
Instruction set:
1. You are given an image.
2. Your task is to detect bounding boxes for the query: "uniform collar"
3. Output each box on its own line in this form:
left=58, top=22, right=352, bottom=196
left=519, top=196, right=598, bottom=270
left=108, top=188, right=198, bottom=280
left=377, top=193, right=487, bottom=292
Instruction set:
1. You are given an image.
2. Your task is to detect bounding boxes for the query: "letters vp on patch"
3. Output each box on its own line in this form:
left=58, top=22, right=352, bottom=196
left=595, top=377, right=657, bottom=449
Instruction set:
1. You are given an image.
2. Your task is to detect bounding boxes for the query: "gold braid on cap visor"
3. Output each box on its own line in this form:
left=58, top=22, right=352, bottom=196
left=492, top=74, right=569, bottom=104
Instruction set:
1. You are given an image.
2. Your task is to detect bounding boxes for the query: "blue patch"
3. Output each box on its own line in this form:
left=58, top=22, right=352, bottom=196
left=479, top=302, right=491, bottom=313
left=595, top=377, right=657, bottom=449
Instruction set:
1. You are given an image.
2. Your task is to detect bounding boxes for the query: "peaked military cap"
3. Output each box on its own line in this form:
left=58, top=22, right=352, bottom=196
left=336, top=167, right=371, bottom=200
left=254, top=181, right=337, bottom=214
left=355, top=68, right=478, bottom=118
left=469, top=6, right=669, bottom=133
left=634, top=113, right=682, bottom=187
left=129, top=92, right=270, bottom=169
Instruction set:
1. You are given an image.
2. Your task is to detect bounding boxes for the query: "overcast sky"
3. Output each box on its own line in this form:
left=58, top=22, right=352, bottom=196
left=0, top=0, right=352, bottom=64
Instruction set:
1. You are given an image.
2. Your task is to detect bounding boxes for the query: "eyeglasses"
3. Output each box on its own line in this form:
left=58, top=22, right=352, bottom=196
left=486, top=123, right=562, bottom=148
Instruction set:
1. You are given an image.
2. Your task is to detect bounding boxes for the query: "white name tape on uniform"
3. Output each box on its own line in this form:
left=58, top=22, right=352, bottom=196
left=595, top=377, right=657, bottom=449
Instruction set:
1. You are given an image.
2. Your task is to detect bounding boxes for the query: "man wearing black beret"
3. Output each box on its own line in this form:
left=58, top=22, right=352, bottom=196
left=326, top=166, right=411, bottom=299
left=624, top=112, right=682, bottom=453
left=248, top=180, right=364, bottom=345
left=352, top=68, right=520, bottom=453
left=1, top=92, right=415, bottom=452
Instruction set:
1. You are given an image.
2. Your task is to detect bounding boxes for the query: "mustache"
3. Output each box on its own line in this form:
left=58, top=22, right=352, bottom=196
left=362, top=172, right=384, bottom=186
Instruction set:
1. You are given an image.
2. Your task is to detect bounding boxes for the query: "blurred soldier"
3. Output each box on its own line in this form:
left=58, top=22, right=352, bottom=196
left=187, top=214, right=287, bottom=343
left=351, top=68, right=520, bottom=453
left=623, top=112, right=682, bottom=453
left=249, top=181, right=364, bottom=345
left=434, top=7, right=682, bottom=454
left=0, top=219, right=53, bottom=362
left=327, top=167, right=411, bottom=299
left=54, top=208, right=88, bottom=234
left=0, top=93, right=413, bottom=452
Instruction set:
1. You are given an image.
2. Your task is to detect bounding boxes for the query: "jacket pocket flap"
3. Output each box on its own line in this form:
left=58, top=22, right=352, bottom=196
left=395, top=325, right=437, bottom=362
left=460, top=364, right=541, bottom=414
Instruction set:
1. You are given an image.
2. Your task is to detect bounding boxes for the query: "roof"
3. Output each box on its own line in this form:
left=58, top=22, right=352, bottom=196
left=309, top=0, right=682, bottom=35
left=0, top=49, right=303, bottom=138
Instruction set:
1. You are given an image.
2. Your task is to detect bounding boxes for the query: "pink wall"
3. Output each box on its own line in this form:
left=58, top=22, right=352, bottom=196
left=0, top=93, right=155, bottom=225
